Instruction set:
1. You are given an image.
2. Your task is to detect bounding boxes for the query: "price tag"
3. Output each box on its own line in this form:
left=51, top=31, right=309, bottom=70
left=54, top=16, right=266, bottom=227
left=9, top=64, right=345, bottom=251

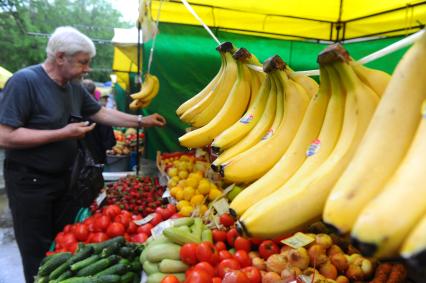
left=281, top=232, right=315, bottom=249
left=151, top=219, right=174, bottom=238
left=298, top=274, right=314, bottom=283
left=162, top=190, right=171, bottom=198
left=159, top=174, right=168, bottom=186
left=95, top=191, right=107, bottom=206
left=134, top=213, right=154, bottom=226
left=213, top=198, right=230, bottom=215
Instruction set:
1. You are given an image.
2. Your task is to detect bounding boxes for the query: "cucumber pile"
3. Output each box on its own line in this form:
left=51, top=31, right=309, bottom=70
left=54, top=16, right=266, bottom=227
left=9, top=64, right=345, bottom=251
left=35, top=236, right=143, bottom=283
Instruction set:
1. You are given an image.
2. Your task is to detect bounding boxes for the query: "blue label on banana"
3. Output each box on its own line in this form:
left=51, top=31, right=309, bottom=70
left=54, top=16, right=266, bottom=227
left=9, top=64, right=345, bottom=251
left=306, top=139, right=321, bottom=157
left=262, top=129, right=274, bottom=140
left=240, top=114, right=254, bottom=124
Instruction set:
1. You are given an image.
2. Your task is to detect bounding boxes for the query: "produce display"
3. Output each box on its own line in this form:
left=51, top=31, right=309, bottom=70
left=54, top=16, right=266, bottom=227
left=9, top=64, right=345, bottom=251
left=129, top=73, right=160, bottom=110
left=108, top=128, right=144, bottom=156
left=92, top=176, right=166, bottom=216
left=36, top=236, right=143, bottom=283
left=34, top=31, right=426, bottom=283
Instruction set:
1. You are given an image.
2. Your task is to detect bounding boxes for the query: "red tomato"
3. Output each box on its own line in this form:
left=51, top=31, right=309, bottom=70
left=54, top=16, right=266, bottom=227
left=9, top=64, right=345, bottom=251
left=74, top=223, right=89, bottom=242
left=166, top=204, right=177, bottom=214
left=212, top=277, right=222, bottom=283
left=131, top=232, right=148, bottom=243
left=216, top=259, right=241, bottom=278
left=233, top=250, right=251, bottom=267
left=241, top=266, right=261, bottom=283
left=258, top=240, right=280, bottom=260
left=161, top=275, right=180, bottom=283
left=114, top=214, right=131, bottom=229
left=67, top=241, right=78, bottom=253
left=219, top=250, right=233, bottom=261
left=94, top=215, right=111, bottom=232
left=89, top=232, right=109, bottom=243
left=61, top=232, right=77, bottom=249
left=103, top=204, right=121, bottom=218
left=193, top=261, right=216, bottom=277
left=127, top=221, right=138, bottom=234
left=212, top=229, right=227, bottom=243
left=55, top=232, right=65, bottom=244
left=106, top=222, right=125, bottom=237
left=226, top=229, right=239, bottom=247
left=180, top=243, right=198, bottom=265
left=156, top=206, right=174, bottom=220
left=186, top=269, right=212, bottom=283
left=233, top=237, right=251, bottom=252
left=63, top=224, right=73, bottom=233
left=222, top=270, right=249, bottom=283
left=219, top=213, right=235, bottom=227
left=196, top=242, right=220, bottom=266
left=137, top=223, right=153, bottom=236
left=150, top=212, right=163, bottom=226
left=83, top=217, right=96, bottom=232
left=249, top=238, right=263, bottom=246
left=170, top=213, right=182, bottom=219
left=215, top=241, right=227, bottom=251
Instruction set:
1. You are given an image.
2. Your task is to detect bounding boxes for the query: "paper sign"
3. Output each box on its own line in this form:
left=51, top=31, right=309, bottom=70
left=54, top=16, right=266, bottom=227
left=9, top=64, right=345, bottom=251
left=281, top=232, right=315, bottom=249
left=158, top=174, right=168, bottom=186
left=222, top=184, right=235, bottom=196
left=151, top=219, right=174, bottom=238
left=162, top=190, right=171, bottom=198
left=298, top=274, right=314, bottom=283
left=95, top=191, right=107, bottom=206
left=134, top=213, right=154, bottom=226
left=213, top=198, right=230, bottom=215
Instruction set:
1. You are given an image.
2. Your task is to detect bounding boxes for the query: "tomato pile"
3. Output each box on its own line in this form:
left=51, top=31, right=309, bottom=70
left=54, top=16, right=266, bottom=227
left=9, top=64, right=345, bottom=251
left=52, top=204, right=177, bottom=254
left=91, top=176, right=165, bottom=216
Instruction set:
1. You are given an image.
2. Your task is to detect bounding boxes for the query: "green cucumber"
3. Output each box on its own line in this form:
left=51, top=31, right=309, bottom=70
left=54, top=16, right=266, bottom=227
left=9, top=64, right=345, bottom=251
left=100, top=242, right=121, bottom=258
left=120, top=271, right=136, bottom=283
left=70, top=255, right=100, bottom=272
left=87, top=236, right=125, bottom=254
left=35, top=276, right=49, bottom=283
left=48, top=260, right=70, bottom=280
left=68, top=246, right=94, bottom=264
left=76, top=255, right=119, bottom=276
left=171, top=217, right=194, bottom=227
left=55, top=270, right=73, bottom=281
left=93, top=274, right=121, bottom=282
left=129, top=260, right=142, bottom=272
left=57, top=278, right=93, bottom=283
left=38, top=252, right=72, bottom=277
left=95, top=263, right=128, bottom=276
left=163, top=227, right=200, bottom=245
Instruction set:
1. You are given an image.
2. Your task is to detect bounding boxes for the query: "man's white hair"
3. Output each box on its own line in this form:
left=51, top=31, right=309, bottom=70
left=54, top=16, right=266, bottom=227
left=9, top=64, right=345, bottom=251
left=46, top=26, right=96, bottom=61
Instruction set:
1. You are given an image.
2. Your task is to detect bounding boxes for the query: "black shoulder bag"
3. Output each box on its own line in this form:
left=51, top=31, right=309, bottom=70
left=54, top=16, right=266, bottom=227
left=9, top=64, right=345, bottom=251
left=69, top=139, right=105, bottom=207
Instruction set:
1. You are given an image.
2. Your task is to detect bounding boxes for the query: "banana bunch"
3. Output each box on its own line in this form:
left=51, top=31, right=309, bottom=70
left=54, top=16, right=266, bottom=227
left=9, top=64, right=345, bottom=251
left=215, top=55, right=311, bottom=183
left=322, top=29, right=426, bottom=251
left=235, top=44, right=381, bottom=239
left=178, top=46, right=262, bottom=148
left=129, top=73, right=160, bottom=110
left=338, top=33, right=426, bottom=260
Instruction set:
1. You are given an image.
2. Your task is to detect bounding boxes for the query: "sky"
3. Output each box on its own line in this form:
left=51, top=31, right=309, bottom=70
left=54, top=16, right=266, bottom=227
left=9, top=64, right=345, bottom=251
left=108, top=0, right=139, bottom=23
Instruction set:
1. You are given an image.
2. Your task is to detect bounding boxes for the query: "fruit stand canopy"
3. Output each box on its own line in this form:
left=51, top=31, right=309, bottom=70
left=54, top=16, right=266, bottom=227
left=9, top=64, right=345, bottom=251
left=148, top=0, right=426, bottom=42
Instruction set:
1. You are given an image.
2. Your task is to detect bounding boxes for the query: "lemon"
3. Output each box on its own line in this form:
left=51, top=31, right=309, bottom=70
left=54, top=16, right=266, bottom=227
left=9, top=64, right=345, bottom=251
left=167, top=167, right=178, bottom=177
left=198, top=179, right=211, bottom=195
left=200, top=204, right=209, bottom=215
left=179, top=205, right=194, bottom=217
left=186, top=177, right=199, bottom=188
left=178, top=170, right=189, bottom=180
left=183, top=186, right=195, bottom=201
left=190, top=194, right=205, bottom=206
left=208, top=188, right=222, bottom=201
left=169, top=186, right=180, bottom=197
left=176, top=200, right=190, bottom=210
left=175, top=189, right=184, bottom=201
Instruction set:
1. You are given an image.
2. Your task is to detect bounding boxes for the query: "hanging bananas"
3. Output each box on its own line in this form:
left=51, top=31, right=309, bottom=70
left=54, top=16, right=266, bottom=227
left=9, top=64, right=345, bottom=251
left=129, top=73, right=160, bottom=110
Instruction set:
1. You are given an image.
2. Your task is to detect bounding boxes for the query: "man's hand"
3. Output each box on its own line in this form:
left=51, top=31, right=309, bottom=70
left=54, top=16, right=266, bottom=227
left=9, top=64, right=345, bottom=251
left=141, top=113, right=166, bottom=128
left=63, top=121, right=96, bottom=139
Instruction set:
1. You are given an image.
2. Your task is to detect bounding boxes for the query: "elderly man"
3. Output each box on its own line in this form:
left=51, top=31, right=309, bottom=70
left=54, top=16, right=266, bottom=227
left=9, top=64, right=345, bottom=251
left=0, top=26, right=166, bottom=282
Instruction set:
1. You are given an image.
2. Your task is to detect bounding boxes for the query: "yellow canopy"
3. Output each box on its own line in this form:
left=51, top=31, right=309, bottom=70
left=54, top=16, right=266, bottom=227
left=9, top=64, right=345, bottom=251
left=145, top=0, right=426, bottom=41
left=0, top=66, right=12, bottom=89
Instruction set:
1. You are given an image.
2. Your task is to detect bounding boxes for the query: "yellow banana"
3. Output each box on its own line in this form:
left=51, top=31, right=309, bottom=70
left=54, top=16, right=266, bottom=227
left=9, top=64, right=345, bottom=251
left=130, top=73, right=156, bottom=100
left=140, top=75, right=160, bottom=102
left=351, top=101, right=426, bottom=259
left=211, top=75, right=277, bottom=168
left=285, top=67, right=319, bottom=98
left=238, top=52, right=379, bottom=239
left=323, top=32, right=426, bottom=234
left=229, top=66, right=331, bottom=216
left=247, top=67, right=266, bottom=106
left=129, top=98, right=143, bottom=110
left=221, top=58, right=310, bottom=184
left=180, top=52, right=237, bottom=124
left=178, top=50, right=252, bottom=148
left=176, top=48, right=227, bottom=116
left=191, top=52, right=239, bottom=127
left=211, top=76, right=271, bottom=152
left=401, top=212, right=426, bottom=267
left=350, top=60, right=391, bottom=97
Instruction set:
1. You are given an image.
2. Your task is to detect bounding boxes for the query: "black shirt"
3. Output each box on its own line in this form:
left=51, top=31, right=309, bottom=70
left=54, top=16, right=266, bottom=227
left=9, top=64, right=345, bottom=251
left=0, top=64, right=101, bottom=173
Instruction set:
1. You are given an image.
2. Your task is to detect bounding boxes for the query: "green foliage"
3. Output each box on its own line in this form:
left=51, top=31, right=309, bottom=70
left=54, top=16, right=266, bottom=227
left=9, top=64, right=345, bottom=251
left=0, top=0, right=133, bottom=81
